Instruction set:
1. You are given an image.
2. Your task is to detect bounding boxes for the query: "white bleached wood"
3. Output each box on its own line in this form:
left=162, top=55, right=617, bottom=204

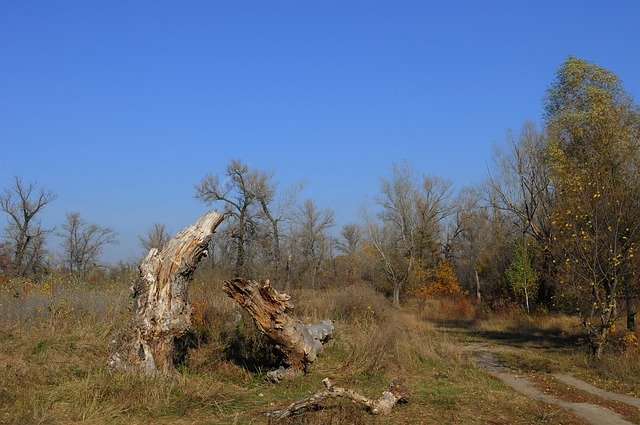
left=223, top=278, right=334, bottom=381
left=108, top=210, right=224, bottom=376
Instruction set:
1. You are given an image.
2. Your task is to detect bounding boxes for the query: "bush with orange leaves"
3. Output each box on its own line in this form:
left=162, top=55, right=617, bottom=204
left=410, top=260, right=461, bottom=298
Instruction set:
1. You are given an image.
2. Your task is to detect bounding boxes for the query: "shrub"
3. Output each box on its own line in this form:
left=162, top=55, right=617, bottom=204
left=411, top=260, right=462, bottom=298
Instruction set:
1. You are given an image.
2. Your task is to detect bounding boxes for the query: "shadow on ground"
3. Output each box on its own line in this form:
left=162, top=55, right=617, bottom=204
left=469, top=329, right=585, bottom=349
left=431, top=318, right=586, bottom=350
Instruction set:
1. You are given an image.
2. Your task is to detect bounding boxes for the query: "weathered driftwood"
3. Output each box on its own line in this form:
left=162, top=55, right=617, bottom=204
left=267, top=378, right=410, bottom=419
left=222, top=278, right=334, bottom=381
left=108, top=210, right=224, bottom=377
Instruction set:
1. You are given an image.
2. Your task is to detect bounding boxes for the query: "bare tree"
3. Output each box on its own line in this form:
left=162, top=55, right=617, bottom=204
left=415, top=175, right=454, bottom=266
left=139, top=222, right=171, bottom=253
left=0, top=177, right=57, bottom=276
left=333, top=223, right=363, bottom=284
left=195, top=159, right=263, bottom=277
left=365, top=162, right=454, bottom=307
left=59, top=212, right=118, bottom=274
left=363, top=163, right=418, bottom=307
left=487, top=122, right=556, bottom=305
left=195, top=159, right=304, bottom=280
left=336, top=223, right=362, bottom=255
left=294, top=199, right=335, bottom=286
left=451, top=188, right=515, bottom=303
left=253, top=173, right=305, bottom=283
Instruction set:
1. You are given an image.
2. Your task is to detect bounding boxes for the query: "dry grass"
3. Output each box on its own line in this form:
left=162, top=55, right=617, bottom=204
left=0, top=273, right=594, bottom=424
left=474, top=311, right=580, bottom=336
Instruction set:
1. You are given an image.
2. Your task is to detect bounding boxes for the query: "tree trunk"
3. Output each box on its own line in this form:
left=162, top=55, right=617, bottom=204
left=536, top=248, right=557, bottom=307
left=234, top=209, right=246, bottom=278
left=628, top=310, right=636, bottom=333
left=108, top=210, right=224, bottom=377
left=284, top=254, right=292, bottom=293
left=524, top=285, right=530, bottom=314
left=475, top=269, right=481, bottom=303
left=625, top=277, right=636, bottom=332
left=223, top=278, right=334, bottom=382
left=392, top=284, right=400, bottom=308
left=260, top=202, right=281, bottom=284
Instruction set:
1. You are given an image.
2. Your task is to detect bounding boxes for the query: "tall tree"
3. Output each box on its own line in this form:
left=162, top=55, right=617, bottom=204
left=0, top=177, right=56, bottom=276
left=195, top=159, right=261, bottom=277
left=196, top=159, right=302, bottom=281
left=294, top=199, right=335, bottom=286
left=365, top=162, right=419, bottom=307
left=59, top=212, right=118, bottom=274
left=487, top=122, right=556, bottom=305
left=365, top=161, right=453, bottom=307
left=546, top=56, right=640, bottom=354
left=254, top=174, right=304, bottom=283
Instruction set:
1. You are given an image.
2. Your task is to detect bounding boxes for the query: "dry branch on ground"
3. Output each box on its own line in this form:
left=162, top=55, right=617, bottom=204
left=267, top=378, right=410, bottom=420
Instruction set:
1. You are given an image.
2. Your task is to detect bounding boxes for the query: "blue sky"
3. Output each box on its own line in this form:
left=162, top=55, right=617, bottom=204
left=2, top=1, right=640, bottom=263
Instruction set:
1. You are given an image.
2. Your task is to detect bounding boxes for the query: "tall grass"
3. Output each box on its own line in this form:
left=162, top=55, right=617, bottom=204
left=0, top=271, right=601, bottom=424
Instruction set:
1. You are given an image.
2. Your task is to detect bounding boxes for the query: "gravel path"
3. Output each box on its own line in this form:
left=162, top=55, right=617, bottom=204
left=469, top=346, right=635, bottom=425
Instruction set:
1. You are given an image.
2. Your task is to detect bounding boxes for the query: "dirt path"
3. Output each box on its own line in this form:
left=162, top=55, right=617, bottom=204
left=555, top=374, right=640, bottom=409
left=468, top=345, right=635, bottom=425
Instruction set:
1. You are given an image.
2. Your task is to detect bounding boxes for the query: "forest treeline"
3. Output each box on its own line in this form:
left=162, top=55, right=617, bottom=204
left=2, top=56, right=639, bottom=357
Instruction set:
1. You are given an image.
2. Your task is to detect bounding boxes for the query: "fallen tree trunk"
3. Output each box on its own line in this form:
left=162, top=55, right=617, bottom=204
left=223, top=278, right=334, bottom=381
left=267, top=378, right=410, bottom=419
left=108, top=210, right=224, bottom=377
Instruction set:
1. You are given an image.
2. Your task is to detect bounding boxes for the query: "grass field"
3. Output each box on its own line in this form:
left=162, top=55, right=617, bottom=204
left=1, top=270, right=637, bottom=424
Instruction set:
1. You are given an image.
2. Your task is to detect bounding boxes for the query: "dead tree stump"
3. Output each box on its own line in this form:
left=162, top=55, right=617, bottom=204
left=223, top=278, right=334, bottom=381
left=108, top=210, right=224, bottom=376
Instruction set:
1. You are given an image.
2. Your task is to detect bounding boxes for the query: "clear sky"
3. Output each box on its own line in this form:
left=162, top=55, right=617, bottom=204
left=2, top=1, right=639, bottom=263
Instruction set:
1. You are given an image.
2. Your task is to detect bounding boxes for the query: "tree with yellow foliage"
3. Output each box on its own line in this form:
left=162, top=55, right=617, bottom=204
left=547, top=56, right=640, bottom=356
left=411, top=260, right=461, bottom=297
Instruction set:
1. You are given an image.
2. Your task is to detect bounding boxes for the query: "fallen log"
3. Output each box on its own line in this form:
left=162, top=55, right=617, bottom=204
left=222, top=278, right=334, bottom=382
left=267, top=378, right=410, bottom=419
left=108, top=210, right=224, bottom=377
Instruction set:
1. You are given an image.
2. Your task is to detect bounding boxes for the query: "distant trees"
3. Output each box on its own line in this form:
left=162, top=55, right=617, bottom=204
left=334, top=223, right=362, bottom=284
left=0, top=177, right=57, bottom=276
left=487, top=122, right=555, bottom=306
left=139, top=223, right=171, bottom=252
left=293, top=199, right=335, bottom=286
left=195, top=159, right=304, bottom=284
left=0, top=177, right=122, bottom=278
left=5, top=55, right=640, bottom=361
left=363, top=161, right=453, bottom=307
left=59, top=212, right=118, bottom=274
left=196, top=159, right=261, bottom=277
left=547, top=56, right=640, bottom=355
left=450, top=189, right=513, bottom=304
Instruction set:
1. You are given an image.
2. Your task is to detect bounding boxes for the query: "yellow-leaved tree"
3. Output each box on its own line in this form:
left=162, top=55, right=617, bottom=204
left=411, top=260, right=461, bottom=297
left=546, top=56, right=640, bottom=357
